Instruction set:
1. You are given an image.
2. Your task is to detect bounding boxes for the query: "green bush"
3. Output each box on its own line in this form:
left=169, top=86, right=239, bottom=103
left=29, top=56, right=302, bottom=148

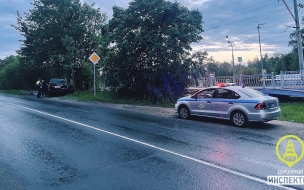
left=0, top=57, right=23, bottom=90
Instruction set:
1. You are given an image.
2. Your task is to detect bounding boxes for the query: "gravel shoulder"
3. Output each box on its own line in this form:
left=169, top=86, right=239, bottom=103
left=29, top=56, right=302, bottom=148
left=99, top=102, right=176, bottom=117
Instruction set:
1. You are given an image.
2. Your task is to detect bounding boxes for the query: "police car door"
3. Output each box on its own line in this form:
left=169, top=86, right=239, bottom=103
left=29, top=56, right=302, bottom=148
left=190, top=88, right=215, bottom=116
left=212, top=89, right=235, bottom=119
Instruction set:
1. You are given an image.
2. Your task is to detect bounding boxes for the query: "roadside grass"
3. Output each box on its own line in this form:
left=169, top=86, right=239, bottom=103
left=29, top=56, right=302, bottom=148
left=62, top=91, right=175, bottom=108
left=279, top=102, right=304, bottom=123
left=62, top=92, right=304, bottom=124
left=0, top=89, right=24, bottom=95
left=1, top=90, right=304, bottom=124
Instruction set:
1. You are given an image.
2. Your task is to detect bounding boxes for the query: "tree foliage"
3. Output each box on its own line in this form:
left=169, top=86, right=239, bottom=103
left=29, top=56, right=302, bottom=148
left=188, top=51, right=208, bottom=86
left=217, top=62, right=232, bottom=76
left=2, top=0, right=304, bottom=98
left=103, top=0, right=203, bottom=102
left=12, top=0, right=107, bottom=90
left=0, top=56, right=24, bottom=89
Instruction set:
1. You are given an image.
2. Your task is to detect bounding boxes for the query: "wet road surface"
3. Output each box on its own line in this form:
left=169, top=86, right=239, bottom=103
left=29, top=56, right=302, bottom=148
left=0, top=93, right=303, bottom=190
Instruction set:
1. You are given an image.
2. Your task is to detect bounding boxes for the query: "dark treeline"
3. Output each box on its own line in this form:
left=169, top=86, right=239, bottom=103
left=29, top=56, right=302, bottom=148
left=0, top=0, right=302, bottom=103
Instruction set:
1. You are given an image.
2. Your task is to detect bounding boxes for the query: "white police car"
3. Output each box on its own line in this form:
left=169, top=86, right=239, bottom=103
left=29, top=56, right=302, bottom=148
left=175, top=83, right=281, bottom=127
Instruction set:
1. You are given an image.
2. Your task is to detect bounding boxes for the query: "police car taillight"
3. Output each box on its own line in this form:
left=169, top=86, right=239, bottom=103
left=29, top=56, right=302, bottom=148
left=254, top=102, right=266, bottom=110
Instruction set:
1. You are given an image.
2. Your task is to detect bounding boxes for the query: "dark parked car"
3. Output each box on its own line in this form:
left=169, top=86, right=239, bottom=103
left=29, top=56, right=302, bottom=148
left=48, top=78, right=69, bottom=97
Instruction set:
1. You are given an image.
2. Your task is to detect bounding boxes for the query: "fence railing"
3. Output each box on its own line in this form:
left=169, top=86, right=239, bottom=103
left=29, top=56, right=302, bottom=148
left=192, top=70, right=304, bottom=89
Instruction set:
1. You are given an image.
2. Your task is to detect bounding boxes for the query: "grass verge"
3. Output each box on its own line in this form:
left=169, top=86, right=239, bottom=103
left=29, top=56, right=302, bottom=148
left=62, top=91, right=175, bottom=108
left=0, top=89, right=24, bottom=95
left=61, top=92, right=304, bottom=124
left=279, top=102, right=304, bottom=123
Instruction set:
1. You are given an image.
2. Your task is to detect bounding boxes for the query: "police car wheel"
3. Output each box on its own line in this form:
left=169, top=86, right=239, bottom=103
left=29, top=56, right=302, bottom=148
left=231, top=111, right=248, bottom=127
left=179, top=105, right=190, bottom=119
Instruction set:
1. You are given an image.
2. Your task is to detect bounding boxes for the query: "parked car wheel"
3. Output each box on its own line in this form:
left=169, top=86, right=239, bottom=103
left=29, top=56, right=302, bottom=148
left=178, top=105, right=190, bottom=119
left=231, top=110, right=248, bottom=127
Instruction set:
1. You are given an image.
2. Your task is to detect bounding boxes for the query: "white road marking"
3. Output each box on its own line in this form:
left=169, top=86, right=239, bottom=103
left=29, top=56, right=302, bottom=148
left=10, top=103, right=295, bottom=190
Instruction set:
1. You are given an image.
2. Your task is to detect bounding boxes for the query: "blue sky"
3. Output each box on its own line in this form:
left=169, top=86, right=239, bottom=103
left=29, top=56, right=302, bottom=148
left=0, top=0, right=302, bottom=63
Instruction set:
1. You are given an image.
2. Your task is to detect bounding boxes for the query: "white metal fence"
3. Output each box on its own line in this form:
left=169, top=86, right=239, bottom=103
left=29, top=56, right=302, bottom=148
left=193, top=70, right=304, bottom=89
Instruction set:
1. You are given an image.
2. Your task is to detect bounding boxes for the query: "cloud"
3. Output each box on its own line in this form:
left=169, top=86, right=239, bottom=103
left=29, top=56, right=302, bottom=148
left=176, top=0, right=211, bottom=9
left=0, top=0, right=297, bottom=63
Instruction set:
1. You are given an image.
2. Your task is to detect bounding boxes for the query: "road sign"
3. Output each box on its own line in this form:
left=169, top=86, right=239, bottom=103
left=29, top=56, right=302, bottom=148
left=89, top=52, right=100, bottom=98
left=89, top=52, right=100, bottom=64
left=210, top=72, right=215, bottom=78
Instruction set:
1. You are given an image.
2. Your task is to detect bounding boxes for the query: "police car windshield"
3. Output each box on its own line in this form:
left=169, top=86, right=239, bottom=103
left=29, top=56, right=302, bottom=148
left=238, top=88, right=266, bottom=98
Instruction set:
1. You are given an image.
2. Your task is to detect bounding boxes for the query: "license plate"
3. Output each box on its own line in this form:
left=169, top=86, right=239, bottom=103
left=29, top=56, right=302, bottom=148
left=54, top=86, right=61, bottom=88
left=269, top=102, right=277, bottom=108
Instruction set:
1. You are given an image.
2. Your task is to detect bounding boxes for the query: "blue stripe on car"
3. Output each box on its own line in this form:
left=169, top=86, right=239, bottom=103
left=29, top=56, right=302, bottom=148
left=178, top=99, right=259, bottom=103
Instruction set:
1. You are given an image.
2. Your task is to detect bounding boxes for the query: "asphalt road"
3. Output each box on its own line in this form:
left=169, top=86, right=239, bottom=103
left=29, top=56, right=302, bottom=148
left=0, top=93, right=303, bottom=190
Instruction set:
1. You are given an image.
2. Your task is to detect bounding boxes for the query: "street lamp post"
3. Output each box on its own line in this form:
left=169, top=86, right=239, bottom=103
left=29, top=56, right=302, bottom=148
left=257, top=23, right=265, bottom=88
left=238, top=57, right=243, bottom=75
left=226, top=36, right=235, bottom=78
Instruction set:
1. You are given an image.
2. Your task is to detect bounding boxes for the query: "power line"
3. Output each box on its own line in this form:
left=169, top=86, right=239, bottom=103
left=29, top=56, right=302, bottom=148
left=203, top=30, right=290, bottom=46
left=235, top=32, right=289, bottom=41
left=262, top=32, right=290, bottom=38
left=260, top=25, right=287, bottom=29
left=256, top=31, right=289, bottom=38
left=204, top=0, right=274, bottom=22
left=201, top=31, right=290, bottom=48
left=242, top=37, right=288, bottom=44
left=204, top=8, right=286, bottom=30
left=195, top=1, right=295, bottom=57
left=204, top=24, right=290, bottom=43
left=241, top=33, right=290, bottom=43
left=204, top=28, right=257, bottom=43
left=205, top=1, right=278, bottom=26
left=205, top=7, right=286, bottom=28
left=280, top=0, right=296, bottom=21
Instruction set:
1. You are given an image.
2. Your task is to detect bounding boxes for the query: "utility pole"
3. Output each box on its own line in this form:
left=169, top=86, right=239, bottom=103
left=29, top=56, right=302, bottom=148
left=226, top=36, right=235, bottom=78
left=293, top=0, right=304, bottom=75
left=257, top=23, right=265, bottom=88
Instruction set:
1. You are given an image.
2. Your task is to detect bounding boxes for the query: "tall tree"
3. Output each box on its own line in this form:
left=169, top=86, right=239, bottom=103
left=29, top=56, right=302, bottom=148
left=217, top=62, right=232, bottom=76
left=190, top=51, right=207, bottom=86
left=205, top=56, right=218, bottom=76
left=13, top=0, right=107, bottom=91
left=104, top=0, right=203, bottom=101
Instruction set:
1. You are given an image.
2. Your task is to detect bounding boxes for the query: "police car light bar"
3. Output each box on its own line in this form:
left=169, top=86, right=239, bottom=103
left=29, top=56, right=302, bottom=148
left=217, top=82, right=237, bottom=87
